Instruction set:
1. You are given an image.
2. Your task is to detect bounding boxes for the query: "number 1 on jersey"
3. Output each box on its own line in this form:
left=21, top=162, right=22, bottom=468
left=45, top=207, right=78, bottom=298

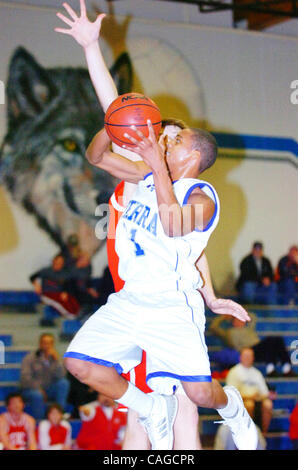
left=130, top=229, right=145, bottom=256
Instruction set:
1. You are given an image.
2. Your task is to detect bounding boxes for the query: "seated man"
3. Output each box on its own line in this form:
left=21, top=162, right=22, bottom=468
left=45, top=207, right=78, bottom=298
left=30, top=254, right=80, bottom=326
left=225, top=348, right=274, bottom=436
left=0, top=393, right=37, bottom=450
left=210, top=312, right=294, bottom=376
left=20, top=334, right=70, bottom=420
left=236, top=241, right=277, bottom=304
left=276, top=245, right=298, bottom=305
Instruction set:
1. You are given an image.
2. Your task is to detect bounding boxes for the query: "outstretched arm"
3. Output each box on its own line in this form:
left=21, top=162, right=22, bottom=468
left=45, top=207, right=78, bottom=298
left=197, top=252, right=250, bottom=322
left=55, top=0, right=117, bottom=111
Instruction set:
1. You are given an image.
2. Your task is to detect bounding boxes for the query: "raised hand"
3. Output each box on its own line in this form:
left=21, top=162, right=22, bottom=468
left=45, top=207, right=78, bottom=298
left=55, top=0, right=106, bottom=49
left=207, top=297, right=251, bottom=323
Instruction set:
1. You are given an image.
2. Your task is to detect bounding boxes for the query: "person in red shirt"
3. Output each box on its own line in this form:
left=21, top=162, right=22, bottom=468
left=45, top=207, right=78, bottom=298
left=38, top=404, right=72, bottom=450
left=289, top=403, right=298, bottom=450
left=76, top=393, right=127, bottom=450
left=0, top=393, right=37, bottom=450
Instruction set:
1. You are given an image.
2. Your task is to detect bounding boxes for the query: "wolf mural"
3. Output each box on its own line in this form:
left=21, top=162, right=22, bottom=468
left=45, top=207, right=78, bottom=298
left=0, top=47, right=132, bottom=254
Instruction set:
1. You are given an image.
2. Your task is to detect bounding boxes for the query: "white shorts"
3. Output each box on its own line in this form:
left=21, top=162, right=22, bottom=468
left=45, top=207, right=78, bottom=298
left=64, top=288, right=211, bottom=394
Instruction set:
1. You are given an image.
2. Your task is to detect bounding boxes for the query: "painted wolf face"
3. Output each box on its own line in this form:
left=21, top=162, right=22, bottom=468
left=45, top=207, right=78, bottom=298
left=0, top=47, right=132, bottom=254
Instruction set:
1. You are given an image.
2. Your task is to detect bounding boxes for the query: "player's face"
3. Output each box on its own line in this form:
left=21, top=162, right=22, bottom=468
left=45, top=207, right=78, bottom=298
left=8, top=397, right=24, bottom=414
left=165, top=129, right=197, bottom=178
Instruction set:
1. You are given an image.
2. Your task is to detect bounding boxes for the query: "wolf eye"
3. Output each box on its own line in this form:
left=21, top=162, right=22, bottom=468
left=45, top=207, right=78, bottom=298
left=63, top=139, right=78, bottom=152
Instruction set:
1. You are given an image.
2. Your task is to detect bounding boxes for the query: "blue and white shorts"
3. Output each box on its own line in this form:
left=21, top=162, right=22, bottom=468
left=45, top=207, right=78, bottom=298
left=64, top=288, right=212, bottom=395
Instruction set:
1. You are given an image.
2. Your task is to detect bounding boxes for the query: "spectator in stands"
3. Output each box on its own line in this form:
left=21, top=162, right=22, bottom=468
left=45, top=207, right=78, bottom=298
left=66, top=252, right=100, bottom=317
left=30, top=254, right=80, bottom=326
left=0, top=393, right=37, bottom=450
left=225, top=348, right=274, bottom=436
left=62, top=234, right=82, bottom=268
left=236, top=241, right=277, bottom=304
left=20, top=333, right=70, bottom=420
left=214, top=423, right=266, bottom=450
left=76, top=393, right=127, bottom=450
left=210, top=312, right=294, bottom=377
left=276, top=246, right=298, bottom=305
left=289, top=402, right=298, bottom=450
left=38, top=403, right=72, bottom=450
left=66, top=373, right=98, bottom=419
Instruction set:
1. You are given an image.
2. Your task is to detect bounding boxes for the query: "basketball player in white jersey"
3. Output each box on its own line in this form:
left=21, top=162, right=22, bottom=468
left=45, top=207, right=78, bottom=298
left=56, top=1, right=257, bottom=450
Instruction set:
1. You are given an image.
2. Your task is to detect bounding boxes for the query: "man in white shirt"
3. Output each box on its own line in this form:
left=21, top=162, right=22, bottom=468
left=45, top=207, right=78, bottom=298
left=226, top=348, right=273, bottom=435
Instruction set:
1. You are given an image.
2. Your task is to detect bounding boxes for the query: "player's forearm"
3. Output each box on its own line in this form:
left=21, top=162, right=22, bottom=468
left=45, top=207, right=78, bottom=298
left=86, top=128, right=111, bottom=164
left=84, top=42, right=118, bottom=112
left=152, top=166, right=187, bottom=237
left=196, top=253, right=217, bottom=305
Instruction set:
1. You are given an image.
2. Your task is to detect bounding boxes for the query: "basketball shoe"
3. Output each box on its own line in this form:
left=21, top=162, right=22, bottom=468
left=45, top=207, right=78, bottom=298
left=139, top=393, right=178, bottom=450
left=216, top=386, right=258, bottom=450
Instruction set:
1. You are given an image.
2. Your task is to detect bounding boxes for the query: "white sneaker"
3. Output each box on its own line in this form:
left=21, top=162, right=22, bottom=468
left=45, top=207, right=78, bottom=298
left=139, top=393, right=178, bottom=450
left=216, top=386, right=258, bottom=450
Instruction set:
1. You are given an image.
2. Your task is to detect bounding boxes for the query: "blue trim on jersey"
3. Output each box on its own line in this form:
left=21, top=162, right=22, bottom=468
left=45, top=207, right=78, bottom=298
left=146, top=371, right=212, bottom=383
left=182, top=182, right=218, bottom=233
left=63, top=352, right=123, bottom=375
left=143, top=172, right=153, bottom=180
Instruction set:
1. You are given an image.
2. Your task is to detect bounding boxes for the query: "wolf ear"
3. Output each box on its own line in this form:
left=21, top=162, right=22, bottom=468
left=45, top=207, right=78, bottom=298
left=6, top=47, right=58, bottom=122
left=109, top=52, right=133, bottom=96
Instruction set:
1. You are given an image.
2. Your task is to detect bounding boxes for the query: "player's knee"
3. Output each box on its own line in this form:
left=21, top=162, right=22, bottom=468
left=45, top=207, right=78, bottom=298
left=64, top=357, right=90, bottom=383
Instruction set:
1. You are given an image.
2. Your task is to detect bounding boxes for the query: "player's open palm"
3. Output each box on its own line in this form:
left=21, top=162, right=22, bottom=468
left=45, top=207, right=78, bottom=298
left=55, top=0, right=106, bottom=49
left=208, top=298, right=251, bottom=323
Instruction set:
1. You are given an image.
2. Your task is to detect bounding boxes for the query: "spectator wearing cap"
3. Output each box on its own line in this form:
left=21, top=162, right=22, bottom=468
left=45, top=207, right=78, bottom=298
left=236, top=242, right=277, bottom=304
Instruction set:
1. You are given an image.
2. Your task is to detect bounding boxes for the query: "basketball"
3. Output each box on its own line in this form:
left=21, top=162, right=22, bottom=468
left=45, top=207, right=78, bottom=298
left=104, top=93, right=162, bottom=148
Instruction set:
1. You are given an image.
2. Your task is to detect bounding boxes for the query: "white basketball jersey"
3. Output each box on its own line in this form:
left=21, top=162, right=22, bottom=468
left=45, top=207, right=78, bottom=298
left=115, top=172, right=220, bottom=294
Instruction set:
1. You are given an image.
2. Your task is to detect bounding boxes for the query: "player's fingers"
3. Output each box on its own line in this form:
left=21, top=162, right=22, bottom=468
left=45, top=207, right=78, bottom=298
left=80, top=0, right=87, bottom=17
left=62, top=2, right=78, bottom=20
left=147, top=119, right=155, bottom=139
left=54, top=27, right=73, bottom=35
left=95, top=13, right=107, bottom=26
left=130, top=125, right=147, bottom=142
left=124, top=133, right=139, bottom=145
left=56, top=12, right=74, bottom=27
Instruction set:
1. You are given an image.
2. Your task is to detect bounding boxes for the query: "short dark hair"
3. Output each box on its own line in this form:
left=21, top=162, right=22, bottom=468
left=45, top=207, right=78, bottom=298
left=253, top=241, right=263, bottom=250
left=161, top=118, right=187, bottom=130
left=5, top=392, right=24, bottom=406
left=190, top=128, right=217, bottom=173
left=46, top=403, right=64, bottom=417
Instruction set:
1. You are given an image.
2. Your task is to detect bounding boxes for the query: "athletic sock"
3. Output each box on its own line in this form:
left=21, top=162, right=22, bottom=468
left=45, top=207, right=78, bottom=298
left=216, top=387, right=240, bottom=419
left=115, top=382, right=154, bottom=418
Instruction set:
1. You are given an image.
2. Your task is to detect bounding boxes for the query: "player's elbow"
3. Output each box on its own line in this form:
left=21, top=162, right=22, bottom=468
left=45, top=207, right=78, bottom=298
left=85, top=147, right=103, bottom=166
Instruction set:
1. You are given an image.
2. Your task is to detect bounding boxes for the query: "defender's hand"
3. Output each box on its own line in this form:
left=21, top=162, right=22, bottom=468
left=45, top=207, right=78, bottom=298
left=123, top=120, right=166, bottom=173
left=208, top=298, right=251, bottom=323
left=55, top=0, right=106, bottom=49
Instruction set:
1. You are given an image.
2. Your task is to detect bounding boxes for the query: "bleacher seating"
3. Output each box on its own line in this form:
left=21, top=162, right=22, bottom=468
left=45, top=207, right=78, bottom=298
left=0, top=305, right=297, bottom=449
